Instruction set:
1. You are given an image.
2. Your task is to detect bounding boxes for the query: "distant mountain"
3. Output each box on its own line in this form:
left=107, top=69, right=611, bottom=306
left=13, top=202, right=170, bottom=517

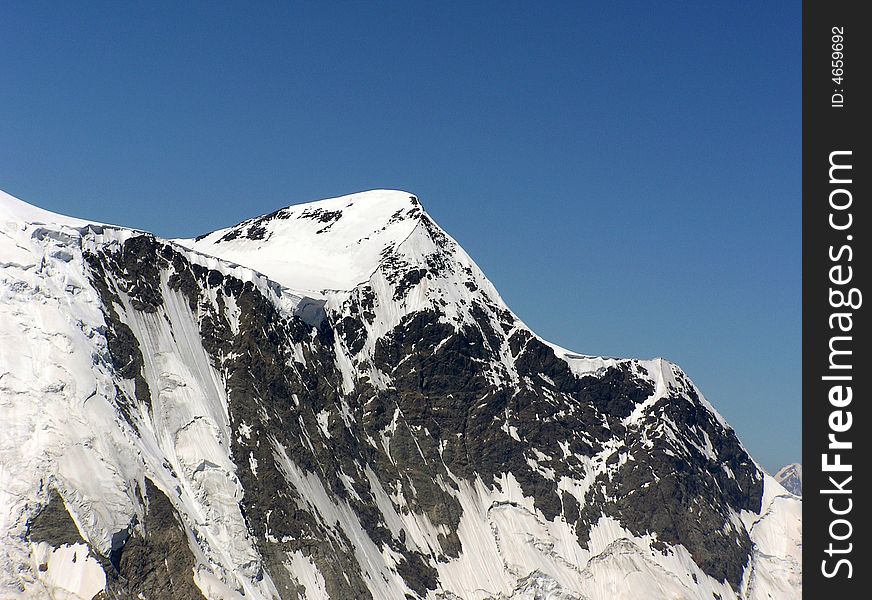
left=774, top=463, right=802, bottom=497
left=1, top=189, right=801, bottom=599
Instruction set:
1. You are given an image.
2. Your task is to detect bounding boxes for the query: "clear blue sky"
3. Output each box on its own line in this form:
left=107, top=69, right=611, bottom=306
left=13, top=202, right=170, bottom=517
left=1, top=1, right=799, bottom=474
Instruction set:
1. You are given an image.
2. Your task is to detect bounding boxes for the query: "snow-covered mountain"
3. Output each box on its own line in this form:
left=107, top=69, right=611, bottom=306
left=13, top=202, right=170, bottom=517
left=774, top=464, right=802, bottom=497
left=0, top=189, right=801, bottom=599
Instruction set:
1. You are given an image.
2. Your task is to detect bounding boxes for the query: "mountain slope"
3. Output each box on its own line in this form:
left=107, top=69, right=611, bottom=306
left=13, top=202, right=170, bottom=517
left=0, top=189, right=800, bottom=599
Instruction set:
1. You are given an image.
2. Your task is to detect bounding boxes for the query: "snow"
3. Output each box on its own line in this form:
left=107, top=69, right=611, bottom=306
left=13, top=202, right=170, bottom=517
left=286, top=550, right=329, bottom=599
left=584, top=517, right=741, bottom=600
left=28, top=542, right=106, bottom=600
left=773, top=463, right=802, bottom=497
left=177, top=190, right=423, bottom=294
left=0, top=190, right=281, bottom=598
left=0, top=187, right=801, bottom=600
left=0, top=189, right=103, bottom=230
left=415, top=473, right=753, bottom=600
left=272, top=442, right=415, bottom=600
left=739, top=475, right=802, bottom=599
left=115, top=275, right=267, bottom=590
left=316, top=410, right=331, bottom=438
left=194, top=568, right=248, bottom=600
left=179, top=190, right=523, bottom=373
left=1, top=191, right=140, bottom=589
left=439, top=473, right=588, bottom=598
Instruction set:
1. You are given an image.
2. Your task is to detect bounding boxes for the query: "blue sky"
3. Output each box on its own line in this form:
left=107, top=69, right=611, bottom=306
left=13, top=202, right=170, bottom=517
left=1, top=2, right=799, bottom=474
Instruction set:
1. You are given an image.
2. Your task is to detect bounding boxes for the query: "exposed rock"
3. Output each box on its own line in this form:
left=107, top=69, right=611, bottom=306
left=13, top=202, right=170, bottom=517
left=103, top=479, right=206, bottom=600
left=0, top=189, right=800, bottom=600
left=26, top=489, right=85, bottom=548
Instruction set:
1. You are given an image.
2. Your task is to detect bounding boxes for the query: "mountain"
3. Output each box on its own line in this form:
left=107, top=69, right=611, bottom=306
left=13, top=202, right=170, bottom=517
left=774, top=464, right=802, bottom=497
left=0, top=189, right=801, bottom=599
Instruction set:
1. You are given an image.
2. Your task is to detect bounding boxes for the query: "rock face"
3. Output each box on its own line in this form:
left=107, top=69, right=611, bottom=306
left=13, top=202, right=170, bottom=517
left=774, top=463, right=802, bottom=497
left=0, top=189, right=801, bottom=599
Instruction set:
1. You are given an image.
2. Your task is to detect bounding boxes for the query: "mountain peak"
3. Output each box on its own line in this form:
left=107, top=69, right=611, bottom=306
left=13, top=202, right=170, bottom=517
left=177, top=190, right=429, bottom=294
left=1, top=186, right=801, bottom=599
left=774, top=463, right=802, bottom=497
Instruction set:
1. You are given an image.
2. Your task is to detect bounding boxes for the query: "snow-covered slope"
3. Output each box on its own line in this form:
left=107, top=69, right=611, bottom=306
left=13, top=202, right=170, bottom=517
left=1, top=189, right=801, bottom=599
left=179, top=190, right=425, bottom=294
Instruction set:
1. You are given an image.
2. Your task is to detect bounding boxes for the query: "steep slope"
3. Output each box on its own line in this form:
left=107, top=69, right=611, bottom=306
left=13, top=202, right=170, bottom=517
left=0, top=189, right=800, bottom=599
